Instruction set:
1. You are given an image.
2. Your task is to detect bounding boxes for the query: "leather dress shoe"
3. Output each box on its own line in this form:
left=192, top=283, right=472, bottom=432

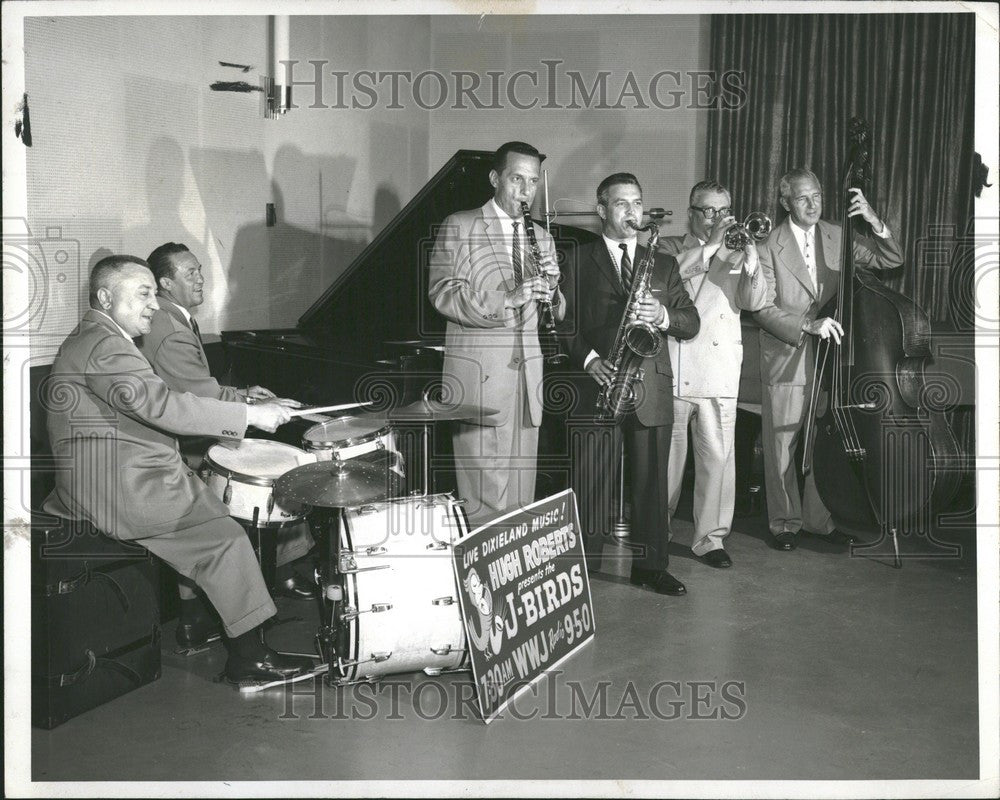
left=224, top=648, right=315, bottom=684
left=277, top=572, right=319, bottom=601
left=769, top=531, right=797, bottom=551
left=176, top=616, right=222, bottom=649
left=700, top=549, right=732, bottom=568
left=630, top=566, right=687, bottom=596
left=803, top=528, right=858, bottom=545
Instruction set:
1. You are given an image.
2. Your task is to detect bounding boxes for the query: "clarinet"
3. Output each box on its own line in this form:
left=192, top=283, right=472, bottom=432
left=520, top=202, right=568, bottom=366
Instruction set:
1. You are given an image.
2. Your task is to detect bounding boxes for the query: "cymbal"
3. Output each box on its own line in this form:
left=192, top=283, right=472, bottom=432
left=273, top=460, right=389, bottom=509
left=387, top=400, right=498, bottom=423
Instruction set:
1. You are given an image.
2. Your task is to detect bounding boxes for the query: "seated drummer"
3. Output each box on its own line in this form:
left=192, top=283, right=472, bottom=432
left=138, top=242, right=318, bottom=649
left=43, top=255, right=311, bottom=686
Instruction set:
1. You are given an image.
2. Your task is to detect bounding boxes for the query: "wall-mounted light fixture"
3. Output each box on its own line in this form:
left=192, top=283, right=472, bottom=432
left=265, top=15, right=291, bottom=118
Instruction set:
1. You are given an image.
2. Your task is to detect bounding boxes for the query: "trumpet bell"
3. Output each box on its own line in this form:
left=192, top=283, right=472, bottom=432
left=745, top=211, right=772, bottom=239
left=723, top=211, right=773, bottom=251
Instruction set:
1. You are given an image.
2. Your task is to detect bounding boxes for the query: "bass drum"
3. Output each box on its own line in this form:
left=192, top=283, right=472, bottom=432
left=333, top=494, right=470, bottom=681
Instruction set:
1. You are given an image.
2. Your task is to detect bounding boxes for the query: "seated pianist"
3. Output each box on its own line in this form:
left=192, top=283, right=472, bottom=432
left=136, top=242, right=317, bottom=653
left=42, top=254, right=312, bottom=687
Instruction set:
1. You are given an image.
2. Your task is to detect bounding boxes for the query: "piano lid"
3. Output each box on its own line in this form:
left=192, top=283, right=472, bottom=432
left=298, top=149, right=496, bottom=345
left=297, top=149, right=600, bottom=352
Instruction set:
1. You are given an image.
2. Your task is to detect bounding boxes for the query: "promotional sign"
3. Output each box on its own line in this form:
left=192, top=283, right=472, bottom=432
left=453, top=489, right=595, bottom=723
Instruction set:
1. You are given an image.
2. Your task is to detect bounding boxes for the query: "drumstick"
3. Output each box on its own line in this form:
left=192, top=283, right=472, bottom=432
left=287, top=401, right=375, bottom=418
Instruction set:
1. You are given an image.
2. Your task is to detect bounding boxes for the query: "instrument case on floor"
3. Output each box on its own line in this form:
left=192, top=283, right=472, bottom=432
left=31, top=518, right=162, bottom=729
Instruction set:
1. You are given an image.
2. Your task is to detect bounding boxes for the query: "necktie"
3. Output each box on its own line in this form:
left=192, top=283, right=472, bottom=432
left=512, top=221, right=523, bottom=286
left=619, top=243, right=633, bottom=290
left=803, top=230, right=817, bottom=290
left=190, top=317, right=203, bottom=345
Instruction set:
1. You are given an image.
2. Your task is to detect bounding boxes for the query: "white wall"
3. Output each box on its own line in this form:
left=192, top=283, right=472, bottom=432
left=23, top=14, right=431, bottom=361
left=428, top=14, right=710, bottom=236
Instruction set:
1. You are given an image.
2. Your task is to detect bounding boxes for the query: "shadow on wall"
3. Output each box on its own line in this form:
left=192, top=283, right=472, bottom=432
left=188, top=145, right=270, bottom=332
left=552, top=115, right=687, bottom=239
left=372, top=183, right=402, bottom=239
left=120, top=136, right=204, bottom=284
left=227, top=144, right=398, bottom=331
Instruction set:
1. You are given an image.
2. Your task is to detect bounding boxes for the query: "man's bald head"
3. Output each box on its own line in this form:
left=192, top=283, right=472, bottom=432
left=89, top=255, right=160, bottom=337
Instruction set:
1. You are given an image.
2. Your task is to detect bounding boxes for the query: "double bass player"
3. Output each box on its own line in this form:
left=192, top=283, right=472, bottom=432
left=754, top=168, right=903, bottom=551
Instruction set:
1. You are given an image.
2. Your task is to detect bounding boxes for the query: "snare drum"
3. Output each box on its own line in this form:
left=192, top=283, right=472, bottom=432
left=204, top=439, right=316, bottom=525
left=303, top=415, right=398, bottom=464
left=331, top=494, right=469, bottom=681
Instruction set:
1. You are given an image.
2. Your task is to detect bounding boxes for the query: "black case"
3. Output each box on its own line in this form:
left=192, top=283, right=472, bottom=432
left=32, top=518, right=163, bottom=729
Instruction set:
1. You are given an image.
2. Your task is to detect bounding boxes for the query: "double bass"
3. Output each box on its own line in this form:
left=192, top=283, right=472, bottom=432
left=804, top=117, right=960, bottom=567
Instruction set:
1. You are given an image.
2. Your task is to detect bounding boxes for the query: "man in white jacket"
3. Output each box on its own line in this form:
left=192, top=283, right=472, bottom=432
left=660, top=180, right=768, bottom=568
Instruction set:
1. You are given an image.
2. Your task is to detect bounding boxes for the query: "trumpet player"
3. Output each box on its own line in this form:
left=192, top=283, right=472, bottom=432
left=562, top=173, right=699, bottom=595
left=660, top=181, right=768, bottom=569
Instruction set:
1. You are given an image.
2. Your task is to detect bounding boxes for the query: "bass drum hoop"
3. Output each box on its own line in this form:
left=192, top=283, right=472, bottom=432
left=337, top=496, right=470, bottom=682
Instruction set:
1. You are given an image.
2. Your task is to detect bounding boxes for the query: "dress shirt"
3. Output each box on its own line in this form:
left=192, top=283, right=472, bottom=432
left=583, top=235, right=669, bottom=369
left=790, top=220, right=892, bottom=288
left=173, top=301, right=194, bottom=327
left=491, top=198, right=522, bottom=264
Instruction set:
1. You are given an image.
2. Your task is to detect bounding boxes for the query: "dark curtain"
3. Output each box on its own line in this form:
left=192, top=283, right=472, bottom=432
left=706, top=13, right=975, bottom=324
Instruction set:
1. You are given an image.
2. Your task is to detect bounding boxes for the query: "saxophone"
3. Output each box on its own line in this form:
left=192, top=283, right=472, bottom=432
left=596, top=219, right=664, bottom=422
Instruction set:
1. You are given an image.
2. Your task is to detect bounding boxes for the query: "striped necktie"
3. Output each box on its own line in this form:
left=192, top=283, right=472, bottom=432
left=512, top=221, right=523, bottom=285
left=619, top=243, right=633, bottom=290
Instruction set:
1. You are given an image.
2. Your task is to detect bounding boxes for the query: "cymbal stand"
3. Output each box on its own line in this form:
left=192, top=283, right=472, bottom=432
left=611, top=438, right=630, bottom=540
left=247, top=507, right=278, bottom=644
left=313, top=507, right=347, bottom=685
left=420, top=422, right=432, bottom=496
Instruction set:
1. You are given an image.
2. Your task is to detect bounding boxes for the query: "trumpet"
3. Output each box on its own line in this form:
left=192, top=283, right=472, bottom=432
left=723, top=211, right=773, bottom=251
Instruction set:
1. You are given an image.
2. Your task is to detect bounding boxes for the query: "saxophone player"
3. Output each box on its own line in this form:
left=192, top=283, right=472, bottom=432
left=562, top=173, right=699, bottom=595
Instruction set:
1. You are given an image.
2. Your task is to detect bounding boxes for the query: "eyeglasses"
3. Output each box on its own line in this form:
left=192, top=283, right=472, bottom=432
left=689, top=205, right=732, bottom=220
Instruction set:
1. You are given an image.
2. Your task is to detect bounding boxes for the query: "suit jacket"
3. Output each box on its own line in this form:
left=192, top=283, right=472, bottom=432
left=428, top=200, right=564, bottom=428
left=562, top=240, right=700, bottom=427
left=136, top=297, right=242, bottom=401
left=753, top=218, right=904, bottom=386
left=42, top=310, right=249, bottom=539
left=660, top=233, right=768, bottom=398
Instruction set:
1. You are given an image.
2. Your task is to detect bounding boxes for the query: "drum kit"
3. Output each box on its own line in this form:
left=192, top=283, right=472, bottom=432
left=201, top=398, right=491, bottom=686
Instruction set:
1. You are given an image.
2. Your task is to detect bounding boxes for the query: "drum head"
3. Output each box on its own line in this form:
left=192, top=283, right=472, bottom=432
left=206, top=439, right=314, bottom=481
left=304, top=415, right=390, bottom=446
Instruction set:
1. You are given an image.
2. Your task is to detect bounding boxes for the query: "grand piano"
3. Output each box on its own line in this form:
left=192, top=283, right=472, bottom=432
left=221, top=149, right=601, bottom=499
